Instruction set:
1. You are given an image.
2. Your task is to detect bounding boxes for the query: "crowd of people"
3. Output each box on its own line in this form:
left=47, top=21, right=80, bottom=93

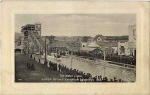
left=26, top=61, right=35, bottom=71
left=44, top=60, right=123, bottom=82
left=28, top=53, right=124, bottom=82
left=72, top=51, right=136, bottom=66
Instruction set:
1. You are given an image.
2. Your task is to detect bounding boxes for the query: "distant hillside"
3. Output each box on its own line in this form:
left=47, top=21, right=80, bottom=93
left=55, top=36, right=83, bottom=42
left=42, top=35, right=93, bottom=42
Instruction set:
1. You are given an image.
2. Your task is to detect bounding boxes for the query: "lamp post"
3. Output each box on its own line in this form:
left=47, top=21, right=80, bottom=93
left=71, top=51, right=73, bottom=69
left=44, top=37, right=47, bottom=65
left=103, top=47, right=106, bottom=77
left=104, top=50, right=106, bottom=61
left=27, top=38, right=29, bottom=54
left=104, top=67, right=106, bottom=77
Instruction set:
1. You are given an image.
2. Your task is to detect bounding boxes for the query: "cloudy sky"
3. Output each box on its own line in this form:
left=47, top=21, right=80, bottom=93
left=15, top=14, right=136, bottom=37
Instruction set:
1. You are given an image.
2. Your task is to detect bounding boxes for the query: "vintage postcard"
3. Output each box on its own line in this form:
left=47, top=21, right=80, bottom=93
left=0, top=1, right=150, bottom=95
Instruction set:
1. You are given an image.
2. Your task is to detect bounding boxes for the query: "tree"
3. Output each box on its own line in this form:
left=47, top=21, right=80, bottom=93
left=82, top=36, right=91, bottom=42
left=48, top=35, right=55, bottom=42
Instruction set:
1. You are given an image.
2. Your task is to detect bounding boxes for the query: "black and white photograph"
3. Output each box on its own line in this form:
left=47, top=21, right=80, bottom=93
left=15, top=14, right=136, bottom=82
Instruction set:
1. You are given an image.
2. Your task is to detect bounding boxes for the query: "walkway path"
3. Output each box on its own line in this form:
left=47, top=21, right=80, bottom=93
left=15, top=53, right=60, bottom=82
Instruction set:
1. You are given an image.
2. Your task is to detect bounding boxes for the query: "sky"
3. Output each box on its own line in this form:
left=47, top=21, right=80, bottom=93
left=15, top=14, right=136, bottom=37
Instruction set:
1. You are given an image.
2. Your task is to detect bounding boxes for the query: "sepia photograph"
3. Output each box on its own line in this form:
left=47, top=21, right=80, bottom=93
left=15, top=14, right=136, bottom=82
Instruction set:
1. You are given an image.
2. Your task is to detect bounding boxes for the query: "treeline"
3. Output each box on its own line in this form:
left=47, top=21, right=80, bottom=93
left=71, top=51, right=136, bottom=66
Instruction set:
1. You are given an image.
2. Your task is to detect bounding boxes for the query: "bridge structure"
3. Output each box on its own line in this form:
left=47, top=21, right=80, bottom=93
left=21, top=23, right=48, bottom=63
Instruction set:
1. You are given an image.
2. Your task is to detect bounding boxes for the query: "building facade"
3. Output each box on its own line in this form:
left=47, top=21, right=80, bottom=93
left=128, top=24, right=136, bottom=57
